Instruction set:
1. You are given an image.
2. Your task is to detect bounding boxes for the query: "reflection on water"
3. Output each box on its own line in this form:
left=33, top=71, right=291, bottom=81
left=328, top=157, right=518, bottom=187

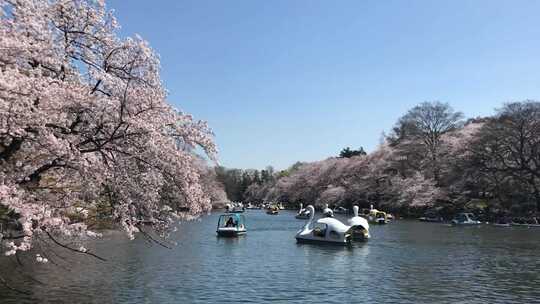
left=2, top=211, right=540, bottom=303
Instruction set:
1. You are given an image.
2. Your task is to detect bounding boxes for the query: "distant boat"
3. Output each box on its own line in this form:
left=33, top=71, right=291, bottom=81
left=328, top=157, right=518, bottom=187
left=362, top=205, right=389, bottom=224
left=419, top=216, right=444, bottom=223
left=295, top=205, right=369, bottom=245
left=451, top=213, right=481, bottom=225
left=216, top=213, right=246, bottom=237
left=322, top=203, right=334, bottom=217
left=511, top=217, right=540, bottom=227
left=333, top=206, right=348, bottom=214
left=492, top=218, right=511, bottom=227
left=225, top=203, right=245, bottom=213
left=511, top=223, right=540, bottom=228
left=266, top=206, right=279, bottom=215
left=347, top=206, right=370, bottom=241
left=295, top=203, right=310, bottom=219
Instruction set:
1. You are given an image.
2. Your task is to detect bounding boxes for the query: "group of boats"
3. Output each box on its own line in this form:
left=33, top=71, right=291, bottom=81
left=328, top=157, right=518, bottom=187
left=225, top=202, right=285, bottom=212
left=225, top=203, right=246, bottom=213
left=420, top=212, right=540, bottom=228
left=216, top=202, right=540, bottom=244
left=266, top=204, right=281, bottom=215
left=295, top=205, right=370, bottom=244
left=295, top=203, right=392, bottom=224
left=216, top=202, right=396, bottom=245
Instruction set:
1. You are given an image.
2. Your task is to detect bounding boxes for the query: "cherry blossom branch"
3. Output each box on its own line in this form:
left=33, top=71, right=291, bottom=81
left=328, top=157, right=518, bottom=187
left=136, top=224, right=172, bottom=249
left=45, top=231, right=107, bottom=262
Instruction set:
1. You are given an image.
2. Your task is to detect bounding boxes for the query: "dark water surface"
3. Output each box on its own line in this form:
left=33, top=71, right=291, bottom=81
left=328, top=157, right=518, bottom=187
left=2, top=210, right=540, bottom=303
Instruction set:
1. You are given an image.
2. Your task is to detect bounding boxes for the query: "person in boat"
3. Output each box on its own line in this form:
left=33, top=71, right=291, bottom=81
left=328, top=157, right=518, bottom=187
left=225, top=217, right=235, bottom=227
left=496, top=216, right=511, bottom=225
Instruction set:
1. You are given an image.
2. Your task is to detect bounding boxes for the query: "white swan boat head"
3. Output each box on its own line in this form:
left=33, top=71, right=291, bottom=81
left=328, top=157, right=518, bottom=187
left=295, top=203, right=311, bottom=219
left=451, top=213, right=481, bottom=225
left=348, top=206, right=370, bottom=241
left=295, top=205, right=370, bottom=245
left=322, top=203, right=334, bottom=217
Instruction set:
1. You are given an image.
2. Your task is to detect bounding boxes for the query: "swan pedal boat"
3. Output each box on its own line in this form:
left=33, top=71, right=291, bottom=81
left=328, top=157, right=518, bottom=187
left=295, top=203, right=311, bottom=219
left=295, top=205, right=370, bottom=245
left=451, top=213, right=482, bottom=225
left=216, top=213, right=246, bottom=237
left=295, top=212, right=310, bottom=219
left=266, top=207, right=279, bottom=215
left=362, top=208, right=390, bottom=224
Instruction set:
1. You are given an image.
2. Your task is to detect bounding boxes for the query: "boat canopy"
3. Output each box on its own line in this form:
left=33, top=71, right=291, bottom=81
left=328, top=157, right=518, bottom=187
left=348, top=216, right=369, bottom=230
left=316, top=217, right=350, bottom=233
left=218, top=213, right=245, bottom=228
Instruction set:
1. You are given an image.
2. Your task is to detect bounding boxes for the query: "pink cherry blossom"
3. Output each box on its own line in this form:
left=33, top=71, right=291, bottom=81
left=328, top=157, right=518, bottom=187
left=0, top=0, right=216, bottom=257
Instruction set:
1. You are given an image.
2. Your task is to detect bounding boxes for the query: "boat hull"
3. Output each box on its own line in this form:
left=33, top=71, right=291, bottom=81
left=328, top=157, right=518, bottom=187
left=295, top=236, right=351, bottom=245
left=451, top=222, right=482, bottom=225
left=511, top=223, right=540, bottom=228
left=216, top=230, right=246, bottom=237
left=351, top=231, right=369, bottom=241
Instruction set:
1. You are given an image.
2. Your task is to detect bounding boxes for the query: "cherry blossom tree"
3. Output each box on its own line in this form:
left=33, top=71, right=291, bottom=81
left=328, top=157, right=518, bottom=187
left=195, top=160, right=228, bottom=207
left=317, top=185, right=346, bottom=207
left=255, top=140, right=443, bottom=212
left=0, top=0, right=216, bottom=262
left=389, top=173, right=441, bottom=208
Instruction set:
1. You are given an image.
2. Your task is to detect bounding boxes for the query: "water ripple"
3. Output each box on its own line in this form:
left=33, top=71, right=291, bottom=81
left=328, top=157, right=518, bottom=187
left=2, top=211, right=540, bottom=303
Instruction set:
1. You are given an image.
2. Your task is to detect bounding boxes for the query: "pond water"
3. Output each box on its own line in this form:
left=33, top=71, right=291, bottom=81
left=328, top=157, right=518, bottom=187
left=2, top=210, right=540, bottom=303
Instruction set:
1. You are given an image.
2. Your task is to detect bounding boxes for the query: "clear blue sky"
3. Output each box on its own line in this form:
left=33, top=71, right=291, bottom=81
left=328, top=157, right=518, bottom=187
left=108, top=0, right=540, bottom=170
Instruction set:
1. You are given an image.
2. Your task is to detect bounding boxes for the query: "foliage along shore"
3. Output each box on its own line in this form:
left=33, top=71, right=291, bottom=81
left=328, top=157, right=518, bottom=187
left=1, top=0, right=540, bottom=274
left=215, top=101, right=540, bottom=220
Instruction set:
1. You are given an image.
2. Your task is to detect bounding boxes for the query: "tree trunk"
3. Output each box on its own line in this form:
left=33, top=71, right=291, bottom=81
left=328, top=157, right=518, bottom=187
left=535, top=188, right=540, bottom=212
left=532, top=182, right=540, bottom=212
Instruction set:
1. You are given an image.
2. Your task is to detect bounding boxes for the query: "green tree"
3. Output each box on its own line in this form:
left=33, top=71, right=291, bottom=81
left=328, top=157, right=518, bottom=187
left=470, top=101, right=540, bottom=211
left=339, top=147, right=367, bottom=158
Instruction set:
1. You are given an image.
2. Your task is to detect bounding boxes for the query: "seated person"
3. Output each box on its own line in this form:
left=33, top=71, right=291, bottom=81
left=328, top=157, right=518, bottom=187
left=313, top=227, right=326, bottom=237
left=225, top=217, right=235, bottom=227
